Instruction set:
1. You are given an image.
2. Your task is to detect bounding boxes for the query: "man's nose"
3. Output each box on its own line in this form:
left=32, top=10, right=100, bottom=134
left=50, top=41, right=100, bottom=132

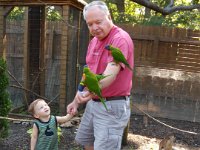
left=92, top=24, right=98, bottom=30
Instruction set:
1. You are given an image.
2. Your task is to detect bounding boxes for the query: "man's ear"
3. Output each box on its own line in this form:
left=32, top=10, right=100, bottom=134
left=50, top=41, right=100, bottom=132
left=108, top=15, right=112, bottom=20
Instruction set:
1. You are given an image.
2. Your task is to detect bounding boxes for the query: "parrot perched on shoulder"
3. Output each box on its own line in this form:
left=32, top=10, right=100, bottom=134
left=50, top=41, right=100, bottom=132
left=78, top=65, right=108, bottom=110
left=105, top=44, right=133, bottom=71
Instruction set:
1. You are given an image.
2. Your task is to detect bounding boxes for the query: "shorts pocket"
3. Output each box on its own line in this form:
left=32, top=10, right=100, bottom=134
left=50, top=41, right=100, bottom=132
left=107, top=101, right=126, bottom=119
left=107, top=128, right=123, bottom=149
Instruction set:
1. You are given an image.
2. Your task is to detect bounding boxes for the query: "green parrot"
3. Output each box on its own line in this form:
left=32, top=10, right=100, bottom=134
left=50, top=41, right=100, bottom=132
left=78, top=65, right=108, bottom=110
left=105, top=44, right=133, bottom=71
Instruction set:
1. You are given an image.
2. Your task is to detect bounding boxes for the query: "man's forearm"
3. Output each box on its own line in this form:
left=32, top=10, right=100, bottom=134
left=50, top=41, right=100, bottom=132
left=99, top=62, right=120, bottom=89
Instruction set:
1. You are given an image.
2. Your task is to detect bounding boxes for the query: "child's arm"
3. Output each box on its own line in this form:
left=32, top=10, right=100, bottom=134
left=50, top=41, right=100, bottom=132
left=30, top=123, right=38, bottom=150
left=56, top=114, right=74, bottom=124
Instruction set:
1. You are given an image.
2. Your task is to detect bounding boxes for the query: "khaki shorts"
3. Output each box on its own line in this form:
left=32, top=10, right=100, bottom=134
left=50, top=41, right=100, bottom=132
left=75, top=97, right=131, bottom=150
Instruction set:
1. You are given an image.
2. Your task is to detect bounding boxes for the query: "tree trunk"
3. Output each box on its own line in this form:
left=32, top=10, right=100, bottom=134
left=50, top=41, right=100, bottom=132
left=122, top=119, right=130, bottom=146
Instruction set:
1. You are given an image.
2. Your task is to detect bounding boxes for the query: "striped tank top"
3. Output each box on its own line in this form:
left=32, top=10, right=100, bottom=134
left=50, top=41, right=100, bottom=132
left=34, top=115, right=58, bottom=150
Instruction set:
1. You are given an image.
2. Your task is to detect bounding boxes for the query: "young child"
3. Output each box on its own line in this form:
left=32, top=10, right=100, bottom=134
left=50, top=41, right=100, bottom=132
left=28, top=99, right=73, bottom=150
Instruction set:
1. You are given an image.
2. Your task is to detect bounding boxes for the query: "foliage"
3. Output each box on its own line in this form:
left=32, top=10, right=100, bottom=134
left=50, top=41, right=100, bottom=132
left=107, top=0, right=142, bottom=24
left=0, top=58, right=12, bottom=138
left=5, top=1, right=200, bottom=30
left=46, top=6, right=62, bottom=21
left=106, top=0, right=200, bottom=30
left=142, top=15, right=165, bottom=26
left=163, top=10, right=200, bottom=30
left=7, top=7, right=24, bottom=20
left=7, top=6, right=62, bottom=21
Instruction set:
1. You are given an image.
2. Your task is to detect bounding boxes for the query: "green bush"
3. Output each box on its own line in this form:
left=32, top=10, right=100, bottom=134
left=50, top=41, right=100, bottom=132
left=0, top=58, right=11, bottom=138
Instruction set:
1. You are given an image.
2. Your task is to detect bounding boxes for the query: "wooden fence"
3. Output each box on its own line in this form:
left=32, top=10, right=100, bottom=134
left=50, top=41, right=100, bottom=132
left=119, top=24, right=200, bottom=122
left=5, top=19, right=89, bottom=112
left=5, top=22, right=200, bottom=122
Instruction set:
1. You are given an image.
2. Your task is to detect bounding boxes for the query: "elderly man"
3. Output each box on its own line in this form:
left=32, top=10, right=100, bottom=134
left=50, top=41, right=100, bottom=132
left=67, top=1, right=134, bottom=150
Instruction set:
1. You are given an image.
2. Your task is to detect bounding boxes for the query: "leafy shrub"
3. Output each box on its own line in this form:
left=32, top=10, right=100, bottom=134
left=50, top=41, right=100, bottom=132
left=0, top=58, right=11, bottom=138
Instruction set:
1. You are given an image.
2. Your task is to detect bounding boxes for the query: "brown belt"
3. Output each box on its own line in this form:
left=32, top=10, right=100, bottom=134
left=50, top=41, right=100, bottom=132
left=93, top=96, right=127, bottom=102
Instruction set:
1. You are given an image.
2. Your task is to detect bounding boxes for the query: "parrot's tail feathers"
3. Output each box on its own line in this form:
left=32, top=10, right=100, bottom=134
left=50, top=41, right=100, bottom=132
left=100, top=98, right=108, bottom=111
left=96, top=74, right=111, bottom=81
left=128, top=65, right=133, bottom=71
left=105, top=74, right=112, bottom=77
left=125, top=63, right=133, bottom=71
left=102, top=74, right=112, bottom=80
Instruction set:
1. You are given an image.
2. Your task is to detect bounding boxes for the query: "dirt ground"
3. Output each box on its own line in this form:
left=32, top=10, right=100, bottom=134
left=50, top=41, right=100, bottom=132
left=0, top=114, right=200, bottom=150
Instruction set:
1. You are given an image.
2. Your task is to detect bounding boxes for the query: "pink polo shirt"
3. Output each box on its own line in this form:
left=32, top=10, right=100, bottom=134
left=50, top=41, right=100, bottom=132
left=86, top=25, right=134, bottom=97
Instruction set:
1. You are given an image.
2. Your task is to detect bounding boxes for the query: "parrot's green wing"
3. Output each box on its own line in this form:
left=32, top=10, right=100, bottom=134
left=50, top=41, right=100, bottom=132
left=105, top=45, right=133, bottom=71
left=112, top=48, right=126, bottom=63
left=84, top=72, right=102, bottom=97
left=83, top=66, right=108, bottom=110
left=112, top=49, right=133, bottom=71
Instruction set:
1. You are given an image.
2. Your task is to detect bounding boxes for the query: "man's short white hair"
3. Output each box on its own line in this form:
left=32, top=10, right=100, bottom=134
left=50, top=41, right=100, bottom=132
left=83, top=1, right=110, bottom=20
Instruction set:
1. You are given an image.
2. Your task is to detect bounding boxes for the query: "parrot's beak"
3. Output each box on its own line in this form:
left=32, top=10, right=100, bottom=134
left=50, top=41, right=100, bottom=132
left=82, top=73, right=86, bottom=80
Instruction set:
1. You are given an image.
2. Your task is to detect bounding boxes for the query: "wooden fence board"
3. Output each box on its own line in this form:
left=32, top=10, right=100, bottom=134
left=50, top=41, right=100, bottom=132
left=4, top=21, right=200, bottom=122
left=118, top=24, right=200, bottom=122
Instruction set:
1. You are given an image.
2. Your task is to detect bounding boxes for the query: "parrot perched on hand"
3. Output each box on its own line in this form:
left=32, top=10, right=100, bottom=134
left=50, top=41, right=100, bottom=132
left=78, top=65, right=108, bottom=110
left=105, top=44, right=133, bottom=71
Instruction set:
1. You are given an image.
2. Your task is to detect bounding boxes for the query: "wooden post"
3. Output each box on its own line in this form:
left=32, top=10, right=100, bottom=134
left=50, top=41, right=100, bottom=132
left=23, top=7, right=29, bottom=106
left=28, top=6, right=43, bottom=99
left=39, top=6, right=46, bottom=97
left=59, top=5, right=69, bottom=114
left=0, top=7, right=5, bottom=58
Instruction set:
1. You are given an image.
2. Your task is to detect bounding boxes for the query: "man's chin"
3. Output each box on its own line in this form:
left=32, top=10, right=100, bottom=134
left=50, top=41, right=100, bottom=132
left=96, top=35, right=105, bottom=40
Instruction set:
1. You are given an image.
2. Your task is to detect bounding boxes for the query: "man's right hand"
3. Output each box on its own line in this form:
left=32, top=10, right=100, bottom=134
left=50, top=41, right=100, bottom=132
left=67, top=91, right=92, bottom=115
left=76, top=90, right=92, bottom=104
left=67, top=100, right=79, bottom=115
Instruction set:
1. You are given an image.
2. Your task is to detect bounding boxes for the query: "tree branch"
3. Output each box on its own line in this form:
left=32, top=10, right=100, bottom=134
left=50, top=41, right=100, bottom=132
left=166, top=0, right=174, bottom=8
left=9, top=85, right=60, bottom=105
left=164, top=4, right=200, bottom=14
left=131, top=0, right=200, bottom=15
left=10, top=85, right=50, bottom=102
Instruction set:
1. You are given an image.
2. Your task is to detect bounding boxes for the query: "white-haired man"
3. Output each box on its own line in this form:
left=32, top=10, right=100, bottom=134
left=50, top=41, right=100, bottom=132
left=67, top=1, right=134, bottom=150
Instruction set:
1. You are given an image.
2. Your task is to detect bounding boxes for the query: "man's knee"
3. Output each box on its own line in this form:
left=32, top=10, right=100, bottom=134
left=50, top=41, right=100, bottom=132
left=84, top=146, right=94, bottom=150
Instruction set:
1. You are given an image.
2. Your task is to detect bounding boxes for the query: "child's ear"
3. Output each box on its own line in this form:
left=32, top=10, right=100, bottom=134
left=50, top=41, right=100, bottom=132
left=34, top=114, right=39, bottom=118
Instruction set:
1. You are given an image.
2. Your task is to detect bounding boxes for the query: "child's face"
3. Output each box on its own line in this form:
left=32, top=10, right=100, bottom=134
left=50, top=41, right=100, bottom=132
left=34, top=100, right=50, bottom=119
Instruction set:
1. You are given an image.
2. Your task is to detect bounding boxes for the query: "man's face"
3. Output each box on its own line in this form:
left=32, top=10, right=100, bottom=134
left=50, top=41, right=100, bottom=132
left=85, top=7, right=113, bottom=40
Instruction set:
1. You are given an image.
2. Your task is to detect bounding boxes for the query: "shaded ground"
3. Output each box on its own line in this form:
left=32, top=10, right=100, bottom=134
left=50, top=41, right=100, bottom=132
left=0, top=114, right=200, bottom=150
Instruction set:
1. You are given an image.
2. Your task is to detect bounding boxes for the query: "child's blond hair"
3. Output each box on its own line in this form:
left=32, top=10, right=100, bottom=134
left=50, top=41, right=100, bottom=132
left=28, top=99, right=45, bottom=116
